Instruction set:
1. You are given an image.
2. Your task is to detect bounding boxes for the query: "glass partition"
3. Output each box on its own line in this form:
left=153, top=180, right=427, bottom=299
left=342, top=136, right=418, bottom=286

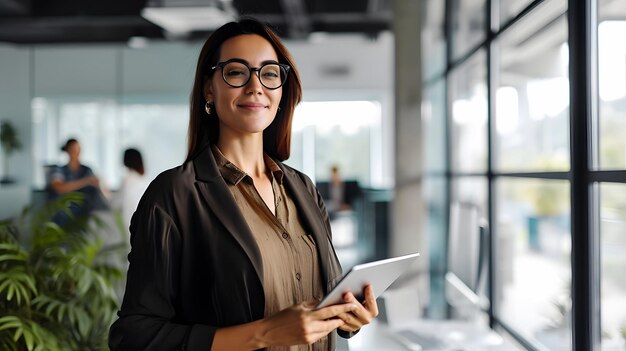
left=293, top=100, right=381, bottom=187
left=423, top=176, right=448, bottom=318
left=493, top=0, right=569, bottom=172
left=492, top=0, right=536, bottom=29
left=449, top=50, right=488, bottom=173
left=119, top=97, right=189, bottom=185
left=422, top=79, right=447, bottom=173
left=599, top=183, right=626, bottom=350
left=451, top=176, right=488, bottom=216
left=422, top=0, right=447, bottom=80
left=495, top=177, right=571, bottom=350
left=598, top=0, right=626, bottom=170
left=450, top=0, right=487, bottom=61
left=32, top=97, right=119, bottom=189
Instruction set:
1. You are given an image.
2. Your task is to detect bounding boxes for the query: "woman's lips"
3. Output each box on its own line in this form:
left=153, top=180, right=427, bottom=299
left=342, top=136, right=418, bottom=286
left=238, top=103, right=267, bottom=111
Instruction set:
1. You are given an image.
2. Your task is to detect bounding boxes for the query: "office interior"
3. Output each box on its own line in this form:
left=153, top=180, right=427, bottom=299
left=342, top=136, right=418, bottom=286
left=1, top=0, right=625, bottom=350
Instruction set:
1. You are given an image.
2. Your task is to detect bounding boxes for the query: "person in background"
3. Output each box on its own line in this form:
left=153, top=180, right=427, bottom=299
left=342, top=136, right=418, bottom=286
left=329, top=165, right=349, bottom=214
left=317, top=165, right=362, bottom=220
left=109, top=18, right=377, bottom=351
left=48, top=138, right=109, bottom=223
left=114, top=148, right=149, bottom=231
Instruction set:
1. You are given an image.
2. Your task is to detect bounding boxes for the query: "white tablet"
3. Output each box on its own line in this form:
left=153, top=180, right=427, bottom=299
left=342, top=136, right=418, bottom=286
left=316, top=252, right=420, bottom=309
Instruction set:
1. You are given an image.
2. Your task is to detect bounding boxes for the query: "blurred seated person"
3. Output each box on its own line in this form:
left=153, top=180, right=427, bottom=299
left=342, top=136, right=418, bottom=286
left=48, top=138, right=109, bottom=224
left=317, top=165, right=362, bottom=219
left=115, top=148, right=149, bottom=231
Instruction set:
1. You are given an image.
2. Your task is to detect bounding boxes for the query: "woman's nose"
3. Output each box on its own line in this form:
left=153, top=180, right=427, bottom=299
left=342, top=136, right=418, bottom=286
left=245, top=71, right=263, bottom=94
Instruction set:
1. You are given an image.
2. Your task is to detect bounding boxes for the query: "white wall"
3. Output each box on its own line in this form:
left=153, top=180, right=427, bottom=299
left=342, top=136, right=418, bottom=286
left=121, top=42, right=200, bottom=96
left=0, top=44, right=32, bottom=219
left=0, top=44, right=32, bottom=184
left=287, top=32, right=393, bottom=91
left=34, top=46, right=118, bottom=96
left=28, top=34, right=394, bottom=98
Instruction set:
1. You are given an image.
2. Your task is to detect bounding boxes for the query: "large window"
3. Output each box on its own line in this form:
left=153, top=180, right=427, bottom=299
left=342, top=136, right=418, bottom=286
left=494, top=0, right=569, bottom=173
left=449, top=50, right=488, bottom=173
left=450, top=0, right=487, bottom=61
left=495, top=178, right=571, bottom=348
left=32, top=96, right=188, bottom=190
left=422, top=80, right=447, bottom=173
left=492, top=0, right=536, bottom=29
left=598, top=0, right=626, bottom=349
left=421, top=79, right=449, bottom=317
left=33, top=98, right=384, bottom=192
left=599, top=183, right=626, bottom=348
left=289, top=100, right=383, bottom=188
left=422, top=0, right=626, bottom=349
left=421, top=0, right=446, bottom=81
left=598, top=3, right=626, bottom=171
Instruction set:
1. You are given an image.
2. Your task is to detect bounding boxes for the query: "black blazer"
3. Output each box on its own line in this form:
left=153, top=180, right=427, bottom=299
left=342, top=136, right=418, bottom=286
left=109, top=144, right=347, bottom=351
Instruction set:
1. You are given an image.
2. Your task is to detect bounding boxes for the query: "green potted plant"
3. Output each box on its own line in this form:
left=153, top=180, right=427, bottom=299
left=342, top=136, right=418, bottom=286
left=0, top=193, right=128, bottom=350
left=0, top=120, right=23, bottom=184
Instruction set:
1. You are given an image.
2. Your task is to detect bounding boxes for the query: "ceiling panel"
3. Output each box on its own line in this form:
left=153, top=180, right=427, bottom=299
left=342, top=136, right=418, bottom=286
left=0, top=0, right=391, bottom=44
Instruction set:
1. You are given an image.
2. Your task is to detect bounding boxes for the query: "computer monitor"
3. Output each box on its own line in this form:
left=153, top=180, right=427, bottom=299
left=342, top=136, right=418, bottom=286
left=445, top=201, right=490, bottom=313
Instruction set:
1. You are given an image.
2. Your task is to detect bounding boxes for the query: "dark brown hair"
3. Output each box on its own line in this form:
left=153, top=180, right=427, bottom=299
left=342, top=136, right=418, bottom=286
left=123, top=148, right=145, bottom=175
left=61, top=138, right=78, bottom=152
left=186, top=17, right=302, bottom=162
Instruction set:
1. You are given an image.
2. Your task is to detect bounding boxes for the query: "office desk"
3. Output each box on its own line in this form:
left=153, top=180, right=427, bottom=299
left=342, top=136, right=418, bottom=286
left=343, top=318, right=520, bottom=351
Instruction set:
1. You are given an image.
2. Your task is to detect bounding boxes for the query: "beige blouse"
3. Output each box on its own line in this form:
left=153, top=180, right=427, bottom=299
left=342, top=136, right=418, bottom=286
left=212, top=145, right=328, bottom=351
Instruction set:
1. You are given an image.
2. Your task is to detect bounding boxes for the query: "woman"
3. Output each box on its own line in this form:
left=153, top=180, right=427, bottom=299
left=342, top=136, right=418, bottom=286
left=109, top=18, right=377, bottom=351
left=117, top=148, right=149, bottom=230
left=49, top=138, right=108, bottom=222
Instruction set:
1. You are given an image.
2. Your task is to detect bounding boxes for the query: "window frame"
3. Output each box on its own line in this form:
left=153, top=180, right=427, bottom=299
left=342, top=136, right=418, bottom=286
left=423, top=0, right=606, bottom=349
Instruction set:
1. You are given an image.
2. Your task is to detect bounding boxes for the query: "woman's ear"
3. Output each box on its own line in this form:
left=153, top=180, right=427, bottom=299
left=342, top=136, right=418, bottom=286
left=203, top=79, right=214, bottom=103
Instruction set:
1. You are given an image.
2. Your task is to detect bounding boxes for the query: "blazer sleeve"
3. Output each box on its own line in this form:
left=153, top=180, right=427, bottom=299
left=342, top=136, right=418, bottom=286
left=108, top=203, right=217, bottom=351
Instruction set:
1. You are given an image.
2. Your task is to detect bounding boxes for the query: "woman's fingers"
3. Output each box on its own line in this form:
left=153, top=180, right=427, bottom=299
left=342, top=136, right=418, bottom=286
left=319, top=317, right=345, bottom=331
left=336, top=312, right=361, bottom=331
left=306, top=285, right=381, bottom=335
left=262, top=302, right=351, bottom=346
left=314, top=302, right=357, bottom=320
left=336, top=285, right=380, bottom=330
left=363, top=285, right=379, bottom=317
left=301, top=306, right=349, bottom=343
left=345, top=285, right=378, bottom=318
left=301, top=320, right=346, bottom=345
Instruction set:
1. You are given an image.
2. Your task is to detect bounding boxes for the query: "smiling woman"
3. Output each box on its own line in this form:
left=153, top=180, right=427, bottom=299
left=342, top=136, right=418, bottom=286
left=204, top=34, right=286, bottom=147
left=108, top=18, right=378, bottom=351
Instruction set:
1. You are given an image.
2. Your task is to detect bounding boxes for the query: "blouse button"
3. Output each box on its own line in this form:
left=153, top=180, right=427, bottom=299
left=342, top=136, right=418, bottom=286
left=282, top=232, right=289, bottom=239
left=295, top=273, right=301, bottom=280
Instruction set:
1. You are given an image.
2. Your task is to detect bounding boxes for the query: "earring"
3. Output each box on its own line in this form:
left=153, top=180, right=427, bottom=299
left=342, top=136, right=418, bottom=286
left=205, top=101, right=212, bottom=115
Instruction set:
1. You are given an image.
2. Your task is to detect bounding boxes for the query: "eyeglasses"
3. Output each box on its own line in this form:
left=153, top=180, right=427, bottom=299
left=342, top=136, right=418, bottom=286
left=211, top=59, right=290, bottom=90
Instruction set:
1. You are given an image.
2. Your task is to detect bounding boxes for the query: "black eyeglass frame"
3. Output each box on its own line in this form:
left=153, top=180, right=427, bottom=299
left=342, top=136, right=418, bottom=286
left=211, top=59, right=291, bottom=90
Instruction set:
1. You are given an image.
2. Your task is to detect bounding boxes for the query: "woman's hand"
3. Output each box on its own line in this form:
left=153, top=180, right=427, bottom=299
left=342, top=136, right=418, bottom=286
left=337, top=284, right=379, bottom=332
left=260, top=300, right=357, bottom=346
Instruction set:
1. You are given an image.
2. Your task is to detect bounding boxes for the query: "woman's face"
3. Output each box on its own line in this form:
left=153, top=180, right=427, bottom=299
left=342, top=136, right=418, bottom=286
left=206, top=34, right=283, bottom=139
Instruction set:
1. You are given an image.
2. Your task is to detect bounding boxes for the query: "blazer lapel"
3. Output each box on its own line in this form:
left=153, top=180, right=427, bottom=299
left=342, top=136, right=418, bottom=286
left=192, top=144, right=264, bottom=286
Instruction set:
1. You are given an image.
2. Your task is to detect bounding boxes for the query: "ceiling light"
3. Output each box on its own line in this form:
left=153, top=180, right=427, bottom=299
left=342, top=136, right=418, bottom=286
left=141, top=5, right=235, bottom=35
left=128, top=36, right=149, bottom=49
